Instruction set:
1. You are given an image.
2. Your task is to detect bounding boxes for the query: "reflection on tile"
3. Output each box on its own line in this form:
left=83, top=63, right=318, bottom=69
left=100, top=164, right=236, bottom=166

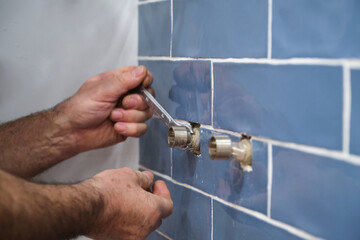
left=213, top=63, right=343, bottom=149
left=140, top=118, right=171, bottom=176
left=273, top=0, right=360, bottom=58
left=172, top=128, right=268, bottom=214
left=351, top=70, right=360, bottom=156
left=155, top=176, right=211, bottom=240
left=272, top=147, right=360, bottom=239
left=139, top=1, right=171, bottom=56
left=172, top=0, right=267, bottom=58
left=213, top=200, right=302, bottom=240
left=139, top=60, right=211, bottom=124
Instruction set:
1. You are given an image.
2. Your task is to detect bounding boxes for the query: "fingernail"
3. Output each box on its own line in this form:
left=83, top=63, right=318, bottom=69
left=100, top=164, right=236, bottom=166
left=116, top=123, right=127, bottom=133
left=143, top=171, right=153, bottom=181
left=126, top=97, right=137, bottom=108
left=132, top=66, right=144, bottom=77
left=112, top=110, right=123, bottom=120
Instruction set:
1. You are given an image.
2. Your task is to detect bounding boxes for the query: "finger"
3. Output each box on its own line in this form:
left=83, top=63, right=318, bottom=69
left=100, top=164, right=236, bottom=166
left=114, top=122, right=147, bottom=137
left=135, top=171, right=154, bottom=190
left=152, top=180, right=173, bottom=218
left=122, top=88, right=155, bottom=110
left=98, top=66, right=148, bottom=98
left=142, top=70, right=154, bottom=87
left=110, top=108, right=152, bottom=123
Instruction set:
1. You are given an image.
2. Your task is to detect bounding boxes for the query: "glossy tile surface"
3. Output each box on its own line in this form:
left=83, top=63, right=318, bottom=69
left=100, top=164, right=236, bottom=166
left=139, top=60, right=211, bottom=124
left=172, top=0, right=267, bottom=58
left=139, top=1, right=171, bottom=56
left=272, top=0, right=360, bottom=58
left=213, top=63, right=343, bottom=149
left=140, top=118, right=171, bottom=175
left=172, top=128, right=268, bottom=214
left=156, top=176, right=212, bottom=240
left=271, top=147, right=360, bottom=239
left=351, top=70, right=360, bottom=156
left=213, top=200, right=302, bottom=240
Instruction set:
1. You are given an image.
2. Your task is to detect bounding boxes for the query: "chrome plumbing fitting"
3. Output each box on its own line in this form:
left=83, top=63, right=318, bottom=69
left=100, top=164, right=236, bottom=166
left=208, top=135, right=252, bottom=168
left=168, top=125, right=201, bottom=155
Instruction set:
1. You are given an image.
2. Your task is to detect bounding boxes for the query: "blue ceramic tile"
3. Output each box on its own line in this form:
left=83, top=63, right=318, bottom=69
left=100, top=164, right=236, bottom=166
left=139, top=1, right=171, bottom=56
left=272, top=147, right=360, bottom=239
left=140, top=118, right=171, bottom=176
left=351, top=70, right=360, bottom=156
left=172, top=0, right=267, bottom=58
left=213, top=200, right=303, bottom=240
left=154, top=176, right=211, bottom=240
left=213, top=63, right=343, bottom=150
left=139, top=60, right=211, bottom=124
left=172, top=128, right=268, bottom=214
left=273, top=0, right=360, bottom=58
left=146, top=231, right=166, bottom=240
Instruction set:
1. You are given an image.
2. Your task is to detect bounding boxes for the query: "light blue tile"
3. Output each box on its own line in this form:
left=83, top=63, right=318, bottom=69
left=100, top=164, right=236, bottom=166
left=172, top=128, right=268, bottom=214
left=272, top=147, right=360, bottom=239
left=155, top=176, right=211, bottom=240
left=139, top=1, right=171, bottom=56
left=139, top=60, right=211, bottom=124
left=172, top=0, right=267, bottom=58
left=351, top=70, right=360, bottom=156
left=273, top=0, right=360, bottom=58
left=213, top=63, right=343, bottom=149
left=140, top=118, right=171, bottom=176
left=213, top=200, right=303, bottom=240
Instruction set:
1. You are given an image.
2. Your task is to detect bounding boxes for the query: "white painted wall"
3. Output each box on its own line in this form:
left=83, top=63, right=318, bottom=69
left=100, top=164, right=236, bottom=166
left=0, top=0, right=139, bottom=185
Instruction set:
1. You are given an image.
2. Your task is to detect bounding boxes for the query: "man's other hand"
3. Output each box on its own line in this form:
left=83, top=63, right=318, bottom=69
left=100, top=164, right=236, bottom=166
left=55, top=66, right=154, bottom=153
left=84, top=168, right=173, bottom=240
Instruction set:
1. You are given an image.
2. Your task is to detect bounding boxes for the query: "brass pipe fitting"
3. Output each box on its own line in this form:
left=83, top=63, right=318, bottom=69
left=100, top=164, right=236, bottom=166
left=209, top=135, right=252, bottom=168
left=168, top=126, right=190, bottom=149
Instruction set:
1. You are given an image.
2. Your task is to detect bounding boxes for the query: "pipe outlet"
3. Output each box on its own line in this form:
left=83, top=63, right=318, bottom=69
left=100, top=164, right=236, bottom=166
left=209, top=135, right=252, bottom=168
left=168, top=126, right=190, bottom=148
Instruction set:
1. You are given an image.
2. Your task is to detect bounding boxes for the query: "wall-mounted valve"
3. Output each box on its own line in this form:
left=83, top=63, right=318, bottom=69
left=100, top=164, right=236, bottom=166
left=208, top=135, right=252, bottom=169
left=168, top=123, right=201, bottom=156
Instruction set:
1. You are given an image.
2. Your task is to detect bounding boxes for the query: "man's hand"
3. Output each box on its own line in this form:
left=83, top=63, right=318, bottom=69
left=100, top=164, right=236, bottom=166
left=0, top=66, right=154, bottom=177
left=55, top=65, right=154, bottom=153
left=85, top=168, right=173, bottom=240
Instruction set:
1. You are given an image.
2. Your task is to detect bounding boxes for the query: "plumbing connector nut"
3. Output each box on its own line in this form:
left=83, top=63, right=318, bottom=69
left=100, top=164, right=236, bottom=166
left=208, top=135, right=252, bottom=168
left=209, top=135, right=233, bottom=160
left=168, top=126, right=190, bottom=149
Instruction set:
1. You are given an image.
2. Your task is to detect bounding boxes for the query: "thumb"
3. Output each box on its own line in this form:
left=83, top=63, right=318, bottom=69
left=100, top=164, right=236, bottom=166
left=153, top=180, right=173, bottom=218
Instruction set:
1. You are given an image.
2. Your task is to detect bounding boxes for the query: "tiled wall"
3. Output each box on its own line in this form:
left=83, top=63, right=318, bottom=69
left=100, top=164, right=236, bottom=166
left=138, top=0, right=360, bottom=239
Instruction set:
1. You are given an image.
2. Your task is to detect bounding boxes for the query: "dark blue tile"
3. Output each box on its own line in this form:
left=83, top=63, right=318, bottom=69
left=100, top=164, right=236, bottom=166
left=172, top=0, right=267, bottom=58
left=139, top=60, right=211, bottom=124
left=172, top=128, right=268, bottom=214
left=213, top=200, right=303, bottom=240
left=351, top=70, right=360, bottom=156
left=272, top=147, right=360, bottom=239
left=155, top=176, right=211, bottom=240
left=140, top=118, right=171, bottom=175
left=139, top=1, right=171, bottom=56
left=273, top=0, right=360, bottom=58
left=213, top=63, right=343, bottom=149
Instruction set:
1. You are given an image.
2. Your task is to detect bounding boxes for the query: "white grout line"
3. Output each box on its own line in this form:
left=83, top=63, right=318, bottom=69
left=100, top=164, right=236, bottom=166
left=155, top=230, right=173, bottom=240
left=211, top=198, right=214, bottom=240
left=343, top=64, right=351, bottom=154
left=267, top=0, right=273, bottom=59
left=138, top=56, right=360, bottom=66
left=211, top=61, right=214, bottom=127
left=170, top=0, right=173, bottom=57
left=199, top=124, right=360, bottom=166
left=139, top=165, right=323, bottom=240
left=138, top=0, right=168, bottom=5
left=267, top=144, right=273, bottom=218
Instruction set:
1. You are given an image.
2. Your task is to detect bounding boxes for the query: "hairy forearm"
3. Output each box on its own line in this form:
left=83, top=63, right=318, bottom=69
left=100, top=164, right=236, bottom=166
left=0, top=169, right=103, bottom=240
left=0, top=106, right=77, bottom=178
